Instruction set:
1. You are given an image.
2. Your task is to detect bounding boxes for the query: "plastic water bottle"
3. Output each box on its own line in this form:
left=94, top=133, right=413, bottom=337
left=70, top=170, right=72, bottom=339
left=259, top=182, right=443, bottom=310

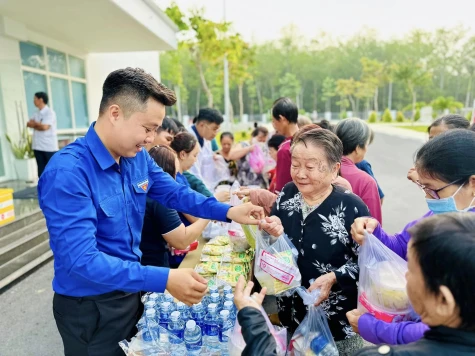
left=144, top=301, right=156, bottom=311
left=209, top=284, right=219, bottom=296
left=159, top=301, right=172, bottom=329
left=164, top=294, right=176, bottom=311
left=222, top=284, right=232, bottom=296
left=210, top=293, right=222, bottom=312
left=191, top=302, right=206, bottom=335
left=223, top=294, right=236, bottom=312
left=168, top=311, right=185, bottom=340
left=148, top=292, right=159, bottom=305
left=222, top=301, right=236, bottom=324
left=176, top=302, right=191, bottom=323
left=218, top=310, right=233, bottom=343
left=203, top=303, right=220, bottom=350
left=310, top=332, right=339, bottom=356
left=184, top=320, right=202, bottom=355
left=143, top=309, right=160, bottom=342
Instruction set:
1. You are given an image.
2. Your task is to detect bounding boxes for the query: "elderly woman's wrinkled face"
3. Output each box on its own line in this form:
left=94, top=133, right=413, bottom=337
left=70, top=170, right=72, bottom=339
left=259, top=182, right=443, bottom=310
left=406, top=240, right=461, bottom=328
left=291, top=142, right=338, bottom=197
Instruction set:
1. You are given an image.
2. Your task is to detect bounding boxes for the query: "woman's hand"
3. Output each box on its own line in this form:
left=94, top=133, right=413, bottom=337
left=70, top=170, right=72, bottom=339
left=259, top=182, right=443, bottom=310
left=214, top=190, right=230, bottom=202
left=308, top=272, right=337, bottom=306
left=234, top=187, right=251, bottom=200
left=234, top=275, right=267, bottom=311
left=346, top=309, right=363, bottom=333
left=259, top=216, right=283, bottom=237
left=350, top=217, right=379, bottom=245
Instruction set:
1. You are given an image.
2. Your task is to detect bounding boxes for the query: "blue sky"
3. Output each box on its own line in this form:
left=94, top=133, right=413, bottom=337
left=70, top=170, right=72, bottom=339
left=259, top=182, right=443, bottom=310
left=155, top=0, right=475, bottom=43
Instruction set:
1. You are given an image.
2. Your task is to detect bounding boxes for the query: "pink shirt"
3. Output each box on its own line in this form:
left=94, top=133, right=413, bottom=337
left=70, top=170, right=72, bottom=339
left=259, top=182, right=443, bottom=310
left=340, top=156, right=382, bottom=224
left=274, top=138, right=292, bottom=193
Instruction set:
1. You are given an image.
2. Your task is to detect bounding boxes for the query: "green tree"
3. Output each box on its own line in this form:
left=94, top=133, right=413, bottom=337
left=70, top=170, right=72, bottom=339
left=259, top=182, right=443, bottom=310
left=382, top=108, right=392, bottom=123
left=336, top=78, right=357, bottom=113
left=414, top=109, right=421, bottom=122
left=394, top=62, right=432, bottom=120
left=360, top=57, right=387, bottom=112
left=368, top=111, right=377, bottom=123
left=396, top=111, right=405, bottom=122
left=430, top=96, right=464, bottom=113
left=322, top=77, right=336, bottom=112
left=279, top=73, right=301, bottom=104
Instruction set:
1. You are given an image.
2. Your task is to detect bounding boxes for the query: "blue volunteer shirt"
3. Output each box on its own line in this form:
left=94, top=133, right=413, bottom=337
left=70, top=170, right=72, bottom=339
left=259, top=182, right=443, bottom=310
left=38, top=123, right=230, bottom=297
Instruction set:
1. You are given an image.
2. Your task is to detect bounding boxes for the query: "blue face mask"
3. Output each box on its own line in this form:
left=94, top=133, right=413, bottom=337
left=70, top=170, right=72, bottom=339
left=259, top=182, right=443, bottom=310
left=426, top=184, right=475, bottom=214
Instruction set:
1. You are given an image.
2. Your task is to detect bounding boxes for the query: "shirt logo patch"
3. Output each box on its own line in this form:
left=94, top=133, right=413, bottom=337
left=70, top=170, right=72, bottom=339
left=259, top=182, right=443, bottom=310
left=137, top=179, right=149, bottom=192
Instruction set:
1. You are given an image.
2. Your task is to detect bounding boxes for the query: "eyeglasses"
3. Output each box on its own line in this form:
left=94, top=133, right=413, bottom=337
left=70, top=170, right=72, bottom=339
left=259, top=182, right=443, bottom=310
left=413, top=179, right=464, bottom=200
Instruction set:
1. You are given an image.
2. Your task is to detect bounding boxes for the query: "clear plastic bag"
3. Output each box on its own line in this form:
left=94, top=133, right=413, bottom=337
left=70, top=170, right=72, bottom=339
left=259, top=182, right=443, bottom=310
left=289, top=288, right=339, bottom=356
left=119, top=326, right=186, bottom=356
left=249, top=144, right=265, bottom=174
left=357, top=232, right=413, bottom=323
left=253, top=230, right=301, bottom=296
left=228, top=305, right=287, bottom=356
left=202, top=222, right=229, bottom=240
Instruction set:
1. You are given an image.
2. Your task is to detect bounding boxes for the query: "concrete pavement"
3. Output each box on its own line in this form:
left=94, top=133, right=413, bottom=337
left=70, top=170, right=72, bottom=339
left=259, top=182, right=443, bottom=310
left=0, top=128, right=430, bottom=356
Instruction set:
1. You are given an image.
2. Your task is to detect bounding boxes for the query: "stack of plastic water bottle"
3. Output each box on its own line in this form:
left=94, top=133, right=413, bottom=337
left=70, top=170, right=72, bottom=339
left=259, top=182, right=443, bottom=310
left=135, top=284, right=237, bottom=355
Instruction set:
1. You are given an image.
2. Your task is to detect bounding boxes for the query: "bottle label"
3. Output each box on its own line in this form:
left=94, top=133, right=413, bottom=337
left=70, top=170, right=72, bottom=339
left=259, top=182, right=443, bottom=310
left=206, top=324, right=219, bottom=336
left=259, top=250, right=298, bottom=285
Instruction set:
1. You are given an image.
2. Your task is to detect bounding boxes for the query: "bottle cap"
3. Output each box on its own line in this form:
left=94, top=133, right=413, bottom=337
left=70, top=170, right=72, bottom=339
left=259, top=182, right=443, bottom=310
left=208, top=303, right=217, bottom=311
left=224, top=301, right=233, bottom=308
left=225, top=294, right=234, bottom=300
left=220, top=310, right=230, bottom=318
left=176, top=302, right=185, bottom=309
left=192, top=302, right=202, bottom=309
left=165, top=294, right=174, bottom=302
left=146, top=309, right=156, bottom=317
left=186, top=320, right=197, bottom=329
left=162, top=302, right=171, bottom=310
left=211, top=293, right=220, bottom=299
left=171, top=311, right=181, bottom=320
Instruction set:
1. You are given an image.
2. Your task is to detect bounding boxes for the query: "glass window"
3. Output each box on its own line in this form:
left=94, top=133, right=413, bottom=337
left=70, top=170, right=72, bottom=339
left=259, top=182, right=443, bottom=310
left=47, top=48, right=67, bottom=75
left=50, top=78, right=72, bottom=129
left=19, top=42, right=46, bottom=70
left=69, top=55, right=86, bottom=78
left=23, top=71, right=47, bottom=118
left=72, top=82, right=89, bottom=128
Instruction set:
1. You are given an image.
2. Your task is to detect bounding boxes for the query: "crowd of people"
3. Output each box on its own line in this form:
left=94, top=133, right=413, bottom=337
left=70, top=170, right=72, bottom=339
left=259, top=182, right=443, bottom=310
left=35, top=67, right=475, bottom=356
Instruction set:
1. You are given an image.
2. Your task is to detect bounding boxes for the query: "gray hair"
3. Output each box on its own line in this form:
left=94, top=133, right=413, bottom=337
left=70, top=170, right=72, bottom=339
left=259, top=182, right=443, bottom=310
left=291, top=128, right=343, bottom=166
left=335, top=118, right=371, bottom=155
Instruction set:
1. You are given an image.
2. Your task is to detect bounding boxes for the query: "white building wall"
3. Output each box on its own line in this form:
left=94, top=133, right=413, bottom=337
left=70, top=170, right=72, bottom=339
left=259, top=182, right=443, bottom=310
left=86, top=52, right=161, bottom=122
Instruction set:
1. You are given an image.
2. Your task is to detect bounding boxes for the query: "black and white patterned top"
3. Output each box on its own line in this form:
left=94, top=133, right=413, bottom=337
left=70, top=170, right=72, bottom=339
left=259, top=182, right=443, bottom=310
left=271, top=182, right=370, bottom=341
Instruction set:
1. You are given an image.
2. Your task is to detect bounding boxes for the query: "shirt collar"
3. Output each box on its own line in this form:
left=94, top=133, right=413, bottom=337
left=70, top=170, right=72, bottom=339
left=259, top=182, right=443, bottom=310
left=39, top=105, right=49, bottom=114
left=341, top=156, right=355, bottom=166
left=85, top=122, right=117, bottom=171
left=191, top=125, right=204, bottom=148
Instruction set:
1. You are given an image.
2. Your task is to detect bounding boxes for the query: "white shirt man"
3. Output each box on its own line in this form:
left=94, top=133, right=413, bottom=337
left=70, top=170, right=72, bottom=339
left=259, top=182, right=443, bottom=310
left=27, top=92, right=58, bottom=177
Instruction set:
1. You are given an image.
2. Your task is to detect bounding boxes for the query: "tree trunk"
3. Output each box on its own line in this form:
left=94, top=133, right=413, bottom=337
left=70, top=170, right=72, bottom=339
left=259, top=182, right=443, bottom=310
left=374, top=87, right=379, bottom=112
left=348, top=96, right=356, bottom=113
left=256, top=80, right=264, bottom=114
left=388, top=82, right=393, bottom=110
left=196, top=60, right=213, bottom=107
left=313, top=81, right=318, bottom=111
left=238, top=82, right=244, bottom=120
left=196, top=87, right=201, bottom=115
left=465, top=76, right=472, bottom=109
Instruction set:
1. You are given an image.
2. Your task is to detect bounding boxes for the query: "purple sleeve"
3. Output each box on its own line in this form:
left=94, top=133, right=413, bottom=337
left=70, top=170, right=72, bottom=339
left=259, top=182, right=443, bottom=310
left=358, top=313, right=429, bottom=345
left=371, top=211, right=433, bottom=260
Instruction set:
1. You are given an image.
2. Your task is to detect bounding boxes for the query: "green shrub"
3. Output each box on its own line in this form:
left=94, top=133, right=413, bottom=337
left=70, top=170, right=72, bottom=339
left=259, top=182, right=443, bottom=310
left=368, top=111, right=377, bottom=123
left=414, top=109, right=421, bottom=122
left=467, top=111, right=473, bottom=121
left=382, top=109, right=392, bottom=123
left=396, top=111, right=405, bottom=122
left=340, top=110, right=348, bottom=119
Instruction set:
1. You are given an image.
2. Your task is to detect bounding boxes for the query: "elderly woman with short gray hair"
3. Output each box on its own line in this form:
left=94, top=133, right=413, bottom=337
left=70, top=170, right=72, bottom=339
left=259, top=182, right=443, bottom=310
left=270, top=128, right=370, bottom=354
left=335, top=118, right=382, bottom=224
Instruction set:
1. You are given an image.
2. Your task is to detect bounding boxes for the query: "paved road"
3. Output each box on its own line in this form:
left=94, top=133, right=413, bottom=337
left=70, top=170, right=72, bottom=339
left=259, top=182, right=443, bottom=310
left=0, top=131, right=429, bottom=356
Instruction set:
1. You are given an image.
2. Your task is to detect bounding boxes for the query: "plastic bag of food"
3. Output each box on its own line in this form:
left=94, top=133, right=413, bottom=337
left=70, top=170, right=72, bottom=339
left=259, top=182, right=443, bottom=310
left=202, top=221, right=229, bottom=240
left=289, top=288, right=338, bottom=356
left=228, top=304, right=287, bottom=356
left=254, top=230, right=301, bottom=296
left=248, top=144, right=265, bottom=174
left=202, top=244, right=233, bottom=256
left=357, top=231, right=413, bottom=322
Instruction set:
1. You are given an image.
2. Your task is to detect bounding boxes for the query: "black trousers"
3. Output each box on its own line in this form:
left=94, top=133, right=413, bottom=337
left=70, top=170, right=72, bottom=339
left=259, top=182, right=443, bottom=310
left=34, top=150, right=56, bottom=177
left=53, top=291, right=141, bottom=356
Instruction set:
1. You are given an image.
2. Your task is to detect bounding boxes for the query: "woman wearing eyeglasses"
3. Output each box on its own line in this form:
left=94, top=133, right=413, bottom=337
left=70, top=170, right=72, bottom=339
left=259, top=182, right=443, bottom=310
left=346, top=129, right=475, bottom=346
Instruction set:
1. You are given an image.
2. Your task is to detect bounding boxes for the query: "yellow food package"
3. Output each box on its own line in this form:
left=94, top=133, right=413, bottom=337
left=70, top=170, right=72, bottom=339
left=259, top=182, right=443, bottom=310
left=201, top=244, right=233, bottom=256
left=195, top=261, right=220, bottom=275
left=206, top=235, right=231, bottom=246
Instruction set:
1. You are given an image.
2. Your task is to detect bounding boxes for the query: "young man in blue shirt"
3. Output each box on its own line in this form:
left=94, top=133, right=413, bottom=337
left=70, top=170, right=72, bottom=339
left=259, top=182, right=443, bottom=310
left=38, top=68, right=277, bottom=356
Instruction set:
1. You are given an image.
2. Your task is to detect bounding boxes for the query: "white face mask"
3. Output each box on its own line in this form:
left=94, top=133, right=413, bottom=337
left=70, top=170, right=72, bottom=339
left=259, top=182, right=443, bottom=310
left=426, top=184, right=475, bottom=215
